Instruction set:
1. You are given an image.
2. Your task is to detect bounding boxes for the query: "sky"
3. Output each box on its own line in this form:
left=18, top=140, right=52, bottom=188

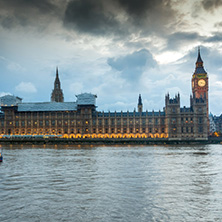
left=0, top=0, right=222, bottom=115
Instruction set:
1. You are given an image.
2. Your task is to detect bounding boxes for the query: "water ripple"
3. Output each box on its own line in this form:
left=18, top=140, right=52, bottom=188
left=1, top=144, right=222, bottom=221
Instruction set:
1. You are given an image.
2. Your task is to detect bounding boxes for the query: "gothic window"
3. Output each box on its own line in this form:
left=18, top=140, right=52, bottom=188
left=198, top=127, right=203, bottom=133
left=155, top=119, right=158, bottom=125
left=198, top=117, right=202, bottom=124
left=173, top=127, right=177, bottom=133
left=171, top=118, right=176, bottom=124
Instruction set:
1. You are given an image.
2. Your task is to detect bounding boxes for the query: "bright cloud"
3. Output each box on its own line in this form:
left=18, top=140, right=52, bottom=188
left=15, top=82, right=37, bottom=93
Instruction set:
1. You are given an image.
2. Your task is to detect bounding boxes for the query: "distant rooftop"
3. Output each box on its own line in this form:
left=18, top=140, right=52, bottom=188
left=76, top=93, right=97, bottom=106
left=18, top=102, right=77, bottom=112
left=0, top=95, right=22, bottom=106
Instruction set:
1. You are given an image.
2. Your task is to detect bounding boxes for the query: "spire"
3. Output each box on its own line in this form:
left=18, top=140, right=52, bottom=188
left=138, top=94, right=142, bottom=105
left=56, top=66, right=59, bottom=79
left=196, top=46, right=203, bottom=67
left=51, top=67, right=64, bottom=102
left=194, top=47, right=207, bottom=74
left=138, top=94, right=143, bottom=112
left=54, top=67, right=61, bottom=89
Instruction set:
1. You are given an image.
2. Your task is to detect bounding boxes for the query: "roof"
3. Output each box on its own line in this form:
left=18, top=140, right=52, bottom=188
left=76, top=93, right=97, bottom=106
left=0, top=95, right=22, bottom=106
left=17, top=102, right=77, bottom=112
left=194, top=48, right=207, bottom=74
left=97, top=111, right=165, bottom=117
left=194, top=66, right=207, bottom=74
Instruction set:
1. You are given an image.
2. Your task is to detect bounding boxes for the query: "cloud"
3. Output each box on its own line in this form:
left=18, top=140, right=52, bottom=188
left=15, top=82, right=37, bottom=93
left=63, top=0, right=178, bottom=37
left=201, top=0, right=222, bottom=12
left=0, top=0, right=61, bottom=30
left=0, top=92, right=12, bottom=97
left=167, top=31, right=202, bottom=50
left=64, top=0, right=122, bottom=36
left=107, top=49, right=157, bottom=82
left=205, top=32, right=222, bottom=43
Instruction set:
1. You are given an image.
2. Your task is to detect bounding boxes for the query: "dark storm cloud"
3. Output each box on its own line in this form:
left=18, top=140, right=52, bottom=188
left=107, top=49, right=157, bottom=81
left=64, top=0, right=177, bottom=36
left=201, top=0, right=222, bottom=11
left=0, top=0, right=59, bottom=29
left=63, top=0, right=121, bottom=35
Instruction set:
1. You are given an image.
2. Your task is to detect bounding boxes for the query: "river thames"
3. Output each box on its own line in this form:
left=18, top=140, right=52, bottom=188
left=0, top=144, right=222, bottom=222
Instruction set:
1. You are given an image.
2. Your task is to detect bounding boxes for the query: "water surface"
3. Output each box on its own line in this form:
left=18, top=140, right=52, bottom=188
left=1, top=144, right=222, bottom=222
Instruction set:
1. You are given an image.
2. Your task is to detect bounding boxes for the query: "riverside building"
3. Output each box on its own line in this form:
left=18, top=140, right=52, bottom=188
left=0, top=49, right=209, bottom=140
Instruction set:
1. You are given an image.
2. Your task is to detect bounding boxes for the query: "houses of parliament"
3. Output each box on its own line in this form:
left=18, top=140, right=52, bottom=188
left=0, top=49, right=209, bottom=140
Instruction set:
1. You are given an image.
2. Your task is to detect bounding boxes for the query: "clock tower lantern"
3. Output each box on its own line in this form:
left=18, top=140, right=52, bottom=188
left=192, top=48, right=208, bottom=114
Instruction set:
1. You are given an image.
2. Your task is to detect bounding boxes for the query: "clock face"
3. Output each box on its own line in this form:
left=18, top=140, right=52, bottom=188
left=198, top=79, right=206, bottom=87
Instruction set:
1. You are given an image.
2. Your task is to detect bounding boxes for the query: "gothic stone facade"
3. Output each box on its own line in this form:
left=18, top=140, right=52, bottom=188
left=0, top=50, right=209, bottom=140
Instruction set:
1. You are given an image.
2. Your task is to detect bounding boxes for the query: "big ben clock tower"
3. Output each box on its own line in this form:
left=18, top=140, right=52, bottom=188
left=192, top=47, right=209, bottom=115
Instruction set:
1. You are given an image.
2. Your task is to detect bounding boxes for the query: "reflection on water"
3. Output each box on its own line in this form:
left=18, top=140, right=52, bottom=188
left=1, top=144, right=222, bottom=222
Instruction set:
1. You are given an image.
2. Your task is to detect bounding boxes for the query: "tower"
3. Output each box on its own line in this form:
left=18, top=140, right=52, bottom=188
left=191, top=47, right=209, bottom=137
left=138, top=94, right=143, bottom=112
left=192, top=47, right=208, bottom=115
left=51, top=67, right=64, bottom=102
